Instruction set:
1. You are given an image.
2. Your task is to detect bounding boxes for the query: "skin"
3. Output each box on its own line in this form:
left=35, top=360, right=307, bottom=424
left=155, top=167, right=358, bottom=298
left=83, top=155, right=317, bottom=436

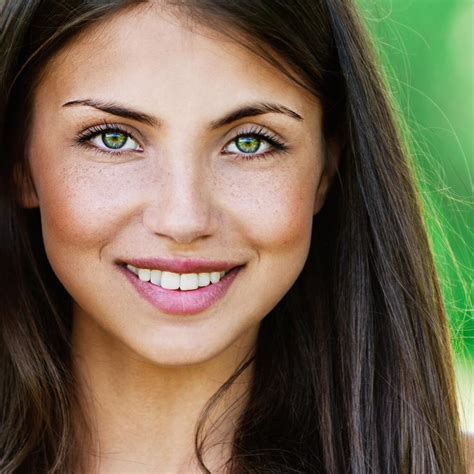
left=25, top=4, right=339, bottom=472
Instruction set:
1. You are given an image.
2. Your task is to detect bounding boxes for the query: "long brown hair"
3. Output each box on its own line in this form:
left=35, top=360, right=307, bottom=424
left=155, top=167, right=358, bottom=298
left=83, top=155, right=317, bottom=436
left=0, top=0, right=466, bottom=472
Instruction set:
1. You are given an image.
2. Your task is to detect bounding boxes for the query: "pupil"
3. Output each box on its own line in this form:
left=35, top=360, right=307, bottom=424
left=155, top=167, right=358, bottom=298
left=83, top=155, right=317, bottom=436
left=103, top=132, right=127, bottom=149
left=236, top=136, right=260, bottom=153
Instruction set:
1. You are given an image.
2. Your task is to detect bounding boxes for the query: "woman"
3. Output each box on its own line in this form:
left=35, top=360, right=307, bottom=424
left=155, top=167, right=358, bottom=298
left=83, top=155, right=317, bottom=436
left=0, top=0, right=467, bottom=472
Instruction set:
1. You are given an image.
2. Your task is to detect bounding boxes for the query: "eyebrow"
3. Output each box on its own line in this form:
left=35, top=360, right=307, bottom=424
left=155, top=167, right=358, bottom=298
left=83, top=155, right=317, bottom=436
left=62, top=98, right=303, bottom=129
left=210, top=103, right=303, bottom=128
left=62, top=99, right=159, bottom=127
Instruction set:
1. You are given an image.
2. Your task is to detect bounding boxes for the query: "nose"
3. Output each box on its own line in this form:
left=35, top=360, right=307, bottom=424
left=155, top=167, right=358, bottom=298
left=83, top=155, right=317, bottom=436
left=142, top=158, right=218, bottom=245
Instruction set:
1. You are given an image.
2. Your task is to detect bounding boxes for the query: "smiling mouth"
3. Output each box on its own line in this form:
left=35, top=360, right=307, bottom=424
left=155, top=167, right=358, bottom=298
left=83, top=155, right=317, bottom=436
left=125, top=264, right=234, bottom=291
left=121, top=263, right=244, bottom=315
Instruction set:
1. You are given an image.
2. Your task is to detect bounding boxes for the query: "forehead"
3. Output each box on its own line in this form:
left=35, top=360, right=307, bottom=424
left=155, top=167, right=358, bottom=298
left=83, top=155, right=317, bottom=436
left=34, top=3, right=320, bottom=127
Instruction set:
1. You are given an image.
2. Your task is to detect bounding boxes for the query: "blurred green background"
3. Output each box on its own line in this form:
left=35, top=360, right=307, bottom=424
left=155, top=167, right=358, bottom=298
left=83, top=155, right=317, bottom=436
left=356, top=0, right=473, bottom=432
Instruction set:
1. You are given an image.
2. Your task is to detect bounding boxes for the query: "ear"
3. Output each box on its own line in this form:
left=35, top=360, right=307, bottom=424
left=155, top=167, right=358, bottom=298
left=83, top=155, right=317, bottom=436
left=15, top=164, right=39, bottom=208
left=313, top=138, right=340, bottom=216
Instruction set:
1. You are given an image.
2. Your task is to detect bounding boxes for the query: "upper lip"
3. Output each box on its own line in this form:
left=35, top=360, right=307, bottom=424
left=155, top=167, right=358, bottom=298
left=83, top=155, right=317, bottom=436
left=121, top=257, right=244, bottom=274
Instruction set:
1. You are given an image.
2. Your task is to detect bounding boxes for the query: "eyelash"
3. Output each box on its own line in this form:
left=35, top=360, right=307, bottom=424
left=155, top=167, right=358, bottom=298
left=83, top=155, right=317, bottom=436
left=76, top=121, right=138, bottom=156
left=224, top=125, right=289, bottom=160
left=75, top=121, right=290, bottom=161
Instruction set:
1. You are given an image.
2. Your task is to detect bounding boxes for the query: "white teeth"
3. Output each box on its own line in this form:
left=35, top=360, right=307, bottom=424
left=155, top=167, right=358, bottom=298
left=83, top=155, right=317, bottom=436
left=138, top=268, right=151, bottom=282
left=210, top=272, right=221, bottom=283
left=180, top=273, right=199, bottom=291
left=127, top=264, right=139, bottom=276
left=161, top=271, right=181, bottom=290
left=150, top=269, right=162, bottom=285
left=126, top=264, right=230, bottom=291
left=198, top=273, right=211, bottom=287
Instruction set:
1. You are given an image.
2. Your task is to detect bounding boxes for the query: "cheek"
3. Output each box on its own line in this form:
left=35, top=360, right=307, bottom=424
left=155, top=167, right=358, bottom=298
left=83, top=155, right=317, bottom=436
left=30, top=153, right=136, bottom=259
left=219, top=161, right=318, bottom=255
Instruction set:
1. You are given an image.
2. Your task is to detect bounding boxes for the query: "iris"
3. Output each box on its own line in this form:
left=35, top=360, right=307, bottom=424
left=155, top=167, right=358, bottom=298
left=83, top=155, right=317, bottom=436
left=102, top=131, right=127, bottom=149
left=236, top=136, right=260, bottom=154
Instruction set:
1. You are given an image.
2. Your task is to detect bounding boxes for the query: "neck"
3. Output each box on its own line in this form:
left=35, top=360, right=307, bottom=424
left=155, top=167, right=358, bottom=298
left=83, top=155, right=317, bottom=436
left=72, top=307, right=256, bottom=473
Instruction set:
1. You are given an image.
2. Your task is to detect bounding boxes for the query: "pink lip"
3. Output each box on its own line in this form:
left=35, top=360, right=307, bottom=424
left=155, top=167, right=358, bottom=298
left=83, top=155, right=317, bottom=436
left=120, top=265, right=243, bottom=316
left=123, top=257, right=241, bottom=274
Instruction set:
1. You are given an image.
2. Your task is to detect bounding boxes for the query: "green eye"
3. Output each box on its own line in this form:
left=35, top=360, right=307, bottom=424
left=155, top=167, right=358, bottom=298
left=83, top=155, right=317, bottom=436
left=84, top=127, right=141, bottom=154
left=235, top=136, right=261, bottom=154
left=102, top=132, right=128, bottom=149
left=223, top=131, right=275, bottom=159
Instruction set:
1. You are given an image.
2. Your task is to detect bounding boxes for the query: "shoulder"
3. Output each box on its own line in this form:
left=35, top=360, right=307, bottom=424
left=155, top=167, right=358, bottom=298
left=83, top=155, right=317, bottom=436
left=465, top=433, right=474, bottom=473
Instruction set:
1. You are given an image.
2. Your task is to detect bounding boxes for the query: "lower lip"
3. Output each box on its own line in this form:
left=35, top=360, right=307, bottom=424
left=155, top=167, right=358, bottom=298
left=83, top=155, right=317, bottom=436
left=120, top=266, right=243, bottom=316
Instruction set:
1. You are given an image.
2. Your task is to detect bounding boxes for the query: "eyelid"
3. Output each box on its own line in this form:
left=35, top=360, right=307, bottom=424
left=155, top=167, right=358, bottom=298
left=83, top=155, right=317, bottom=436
left=76, top=120, right=146, bottom=146
left=224, top=123, right=287, bottom=144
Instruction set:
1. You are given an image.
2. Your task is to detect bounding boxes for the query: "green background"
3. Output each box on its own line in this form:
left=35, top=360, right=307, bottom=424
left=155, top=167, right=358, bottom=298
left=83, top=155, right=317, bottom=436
left=356, top=0, right=473, bottom=431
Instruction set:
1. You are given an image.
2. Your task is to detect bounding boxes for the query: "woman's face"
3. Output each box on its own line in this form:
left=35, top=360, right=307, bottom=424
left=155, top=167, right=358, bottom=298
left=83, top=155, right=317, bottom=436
left=26, top=5, right=336, bottom=367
